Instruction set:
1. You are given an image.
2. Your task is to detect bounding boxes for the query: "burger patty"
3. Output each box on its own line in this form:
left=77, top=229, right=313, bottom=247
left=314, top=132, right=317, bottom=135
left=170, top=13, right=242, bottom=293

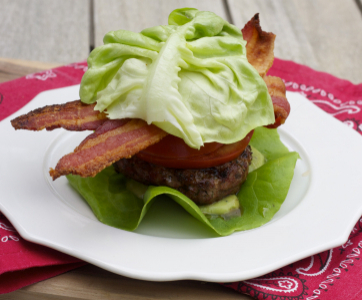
left=114, top=146, right=252, bottom=205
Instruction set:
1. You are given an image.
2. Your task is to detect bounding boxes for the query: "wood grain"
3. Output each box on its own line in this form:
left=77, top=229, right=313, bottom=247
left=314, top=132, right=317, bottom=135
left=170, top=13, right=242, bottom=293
left=4, top=265, right=253, bottom=300
left=227, top=0, right=362, bottom=83
left=0, top=0, right=90, bottom=64
left=356, top=0, right=362, bottom=13
left=0, top=58, right=61, bottom=83
left=3, top=265, right=251, bottom=300
left=93, top=0, right=228, bottom=47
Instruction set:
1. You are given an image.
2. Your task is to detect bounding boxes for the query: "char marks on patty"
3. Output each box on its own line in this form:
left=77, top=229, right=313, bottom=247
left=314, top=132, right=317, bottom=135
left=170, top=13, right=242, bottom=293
left=114, top=146, right=252, bottom=205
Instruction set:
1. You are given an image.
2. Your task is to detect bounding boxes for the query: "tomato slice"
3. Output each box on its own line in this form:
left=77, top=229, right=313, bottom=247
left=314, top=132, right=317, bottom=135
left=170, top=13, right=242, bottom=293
left=136, top=131, right=253, bottom=169
left=139, top=134, right=223, bottom=159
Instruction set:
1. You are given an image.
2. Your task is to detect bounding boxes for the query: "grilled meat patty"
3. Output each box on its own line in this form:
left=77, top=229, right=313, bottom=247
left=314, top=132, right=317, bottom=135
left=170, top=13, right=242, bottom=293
left=114, top=146, right=252, bottom=205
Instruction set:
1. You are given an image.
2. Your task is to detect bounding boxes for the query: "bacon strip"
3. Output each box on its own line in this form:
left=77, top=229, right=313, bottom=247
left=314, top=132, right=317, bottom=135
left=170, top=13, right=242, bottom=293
left=13, top=15, right=289, bottom=181
left=49, top=119, right=167, bottom=180
left=11, top=100, right=107, bottom=131
left=242, top=14, right=290, bottom=127
left=264, top=76, right=290, bottom=128
left=242, top=13, right=276, bottom=78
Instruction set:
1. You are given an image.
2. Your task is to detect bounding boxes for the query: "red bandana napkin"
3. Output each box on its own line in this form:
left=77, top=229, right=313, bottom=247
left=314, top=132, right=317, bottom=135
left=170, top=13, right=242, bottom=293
left=1, top=59, right=362, bottom=298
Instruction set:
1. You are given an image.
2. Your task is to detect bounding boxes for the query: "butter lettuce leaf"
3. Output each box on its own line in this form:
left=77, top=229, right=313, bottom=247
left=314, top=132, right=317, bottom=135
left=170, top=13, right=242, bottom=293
left=67, top=127, right=298, bottom=236
left=79, top=8, right=274, bottom=148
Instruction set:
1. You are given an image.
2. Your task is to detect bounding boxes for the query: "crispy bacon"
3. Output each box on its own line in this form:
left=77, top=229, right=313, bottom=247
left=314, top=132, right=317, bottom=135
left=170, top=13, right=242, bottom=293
left=11, top=15, right=290, bottom=180
left=242, top=14, right=289, bottom=127
left=242, top=14, right=275, bottom=78
left=11, top=100, right=107, bottom=131
left=49, top=119, right=167, bottom=180
left=264, top=76, right=290, bottom=128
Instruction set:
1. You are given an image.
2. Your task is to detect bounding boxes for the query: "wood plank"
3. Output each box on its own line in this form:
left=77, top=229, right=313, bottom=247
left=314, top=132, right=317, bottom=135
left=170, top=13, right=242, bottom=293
left=227, top=0, right=362, bottom=83
left=93, top=0, right=228, bottom=47
left=0, top=58, right=61, bottom=83
left=4, top=265, right=253, bottom=300
left=0, top=0, right=90, bottom=64
left=356, top=0, right=362, bottom=13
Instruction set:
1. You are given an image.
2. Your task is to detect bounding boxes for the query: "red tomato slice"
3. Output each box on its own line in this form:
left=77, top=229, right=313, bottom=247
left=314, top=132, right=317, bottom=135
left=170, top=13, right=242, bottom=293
left=136, top=131, right=253, bottom=169
left=139, top=134, right=223, bottom=159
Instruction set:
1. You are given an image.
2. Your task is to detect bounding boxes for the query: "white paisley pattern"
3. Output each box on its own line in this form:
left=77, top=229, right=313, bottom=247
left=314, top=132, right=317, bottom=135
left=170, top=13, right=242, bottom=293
left=0, top=222, right=16, bottom=232
left=26, top=69, right=57, bottom=81
left=66, top=62, right=88, bottom=72
left=244, top=277, right=299, bottom=293
left=284, top=80, right=362, bottom=116
left=296, top=249, right=333, bottom=276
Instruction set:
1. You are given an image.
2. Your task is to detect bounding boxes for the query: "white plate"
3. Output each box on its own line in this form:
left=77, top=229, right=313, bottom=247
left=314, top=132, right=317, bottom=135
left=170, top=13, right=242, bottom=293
left=1, top=85, right=362, bottom=282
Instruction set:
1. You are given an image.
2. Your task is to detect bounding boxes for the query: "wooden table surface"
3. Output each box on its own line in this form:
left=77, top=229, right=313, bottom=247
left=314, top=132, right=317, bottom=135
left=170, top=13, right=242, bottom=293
left=1, top=0, right=361, bottom=299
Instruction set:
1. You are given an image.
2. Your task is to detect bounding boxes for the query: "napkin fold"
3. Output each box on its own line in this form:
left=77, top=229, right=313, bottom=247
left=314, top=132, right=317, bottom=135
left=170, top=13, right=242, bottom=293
left=0, top=212, right=86, bottom=294
left=0, top=58, right=361, bottom=298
